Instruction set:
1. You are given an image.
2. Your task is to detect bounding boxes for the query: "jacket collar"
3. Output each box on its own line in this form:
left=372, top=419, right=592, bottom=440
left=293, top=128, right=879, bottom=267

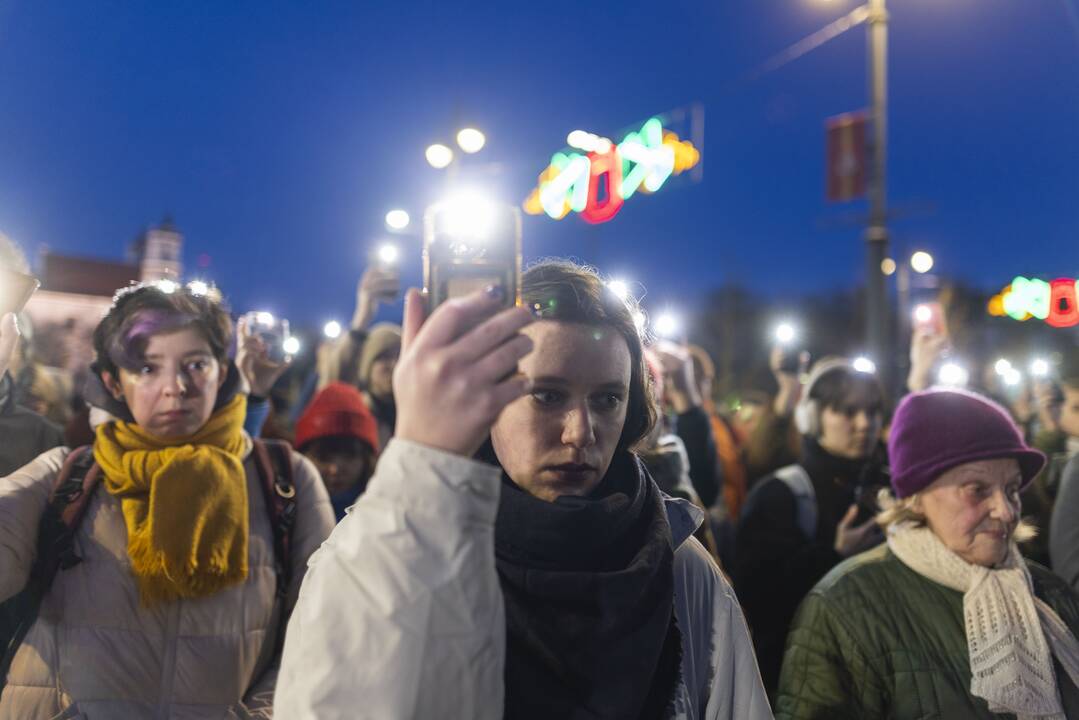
left=663, top=495, right=704, bottom=550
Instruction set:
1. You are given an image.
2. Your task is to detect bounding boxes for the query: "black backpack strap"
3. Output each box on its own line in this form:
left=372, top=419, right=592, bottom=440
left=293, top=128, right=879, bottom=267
left=1, top=445, right=101, bottom=692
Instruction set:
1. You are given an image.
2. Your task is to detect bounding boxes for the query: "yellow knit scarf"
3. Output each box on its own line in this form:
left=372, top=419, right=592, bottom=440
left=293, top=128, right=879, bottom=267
left=94, top=394, right=250, bottom=606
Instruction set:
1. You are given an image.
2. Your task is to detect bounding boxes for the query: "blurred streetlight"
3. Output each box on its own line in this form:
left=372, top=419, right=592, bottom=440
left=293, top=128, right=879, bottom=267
left=881, top=258, right=897, bottom=276
left=910, top=251, right=934, bottom=274
left=385, top=209, right=410, bottom=231
left=456, top=128, right=486, bottom=154
left=425, top=143, right=454, bottom=169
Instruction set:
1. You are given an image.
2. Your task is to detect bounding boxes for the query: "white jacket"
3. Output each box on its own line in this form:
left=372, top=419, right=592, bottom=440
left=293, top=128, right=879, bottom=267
left=275, top=439, right=772, bottom=720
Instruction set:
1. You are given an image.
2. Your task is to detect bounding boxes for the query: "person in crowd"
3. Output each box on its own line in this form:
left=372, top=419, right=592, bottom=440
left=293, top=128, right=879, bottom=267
left=775, top=388, right=1079, bottom=719
left=688, top=344, right=748, bottom=519
left=650, top=339, right=721, bottom=508
left=0, top=282, right=334, bottom=718
left=1023, top=349, right=1079, bottom=566
left=8, top=314, right=75, bottom=427
left=1051, top=453, right=1079, bottom=592
left=294, top=382, right=379, bottom=520
left=275, top=261, right=771, bottom=719
left=744, top=344, right=807, bottom=484
left=0, top=312, right=64, bottom=476
left=733, top=357, right=889, bottom=695
left=316, top=266, right=401, bottom=448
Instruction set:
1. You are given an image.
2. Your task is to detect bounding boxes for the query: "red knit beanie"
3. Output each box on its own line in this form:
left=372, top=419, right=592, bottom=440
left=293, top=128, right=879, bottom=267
left=295, top=382, right=380, bottom=454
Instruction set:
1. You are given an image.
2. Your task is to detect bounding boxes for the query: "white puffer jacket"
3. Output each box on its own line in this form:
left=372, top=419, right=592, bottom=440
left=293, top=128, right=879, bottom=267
left=0, top=440, right=335, bottom=720
left=275, top=439, right=773, bottom=720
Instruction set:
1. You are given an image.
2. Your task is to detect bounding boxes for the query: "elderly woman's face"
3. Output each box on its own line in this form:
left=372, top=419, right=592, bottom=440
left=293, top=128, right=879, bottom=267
left=917, top=458, right=1022, bottom=567
left=491, top=321, right=631, bottom=502
left=105, top=327, right=226, bottom=438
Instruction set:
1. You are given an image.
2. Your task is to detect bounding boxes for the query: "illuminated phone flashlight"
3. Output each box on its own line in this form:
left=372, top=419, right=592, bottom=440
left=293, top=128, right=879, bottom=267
left=938, top=362, right=969, bottom=387
left=994, top=358, right=1013, bottom=376
left=607, top=279, right=630, bottom=302
left=282, top=336, right=301, bottom=357
left=1003, top=368, right=1023, bottom=387
left=852, top=356, right=877, bottom=374
left=653, top=312, right=681, bottom=339
left=442, top=192, right=496, bottom=242
left=323, top=321, right=342, bottom=339
left=1030, top=358, right=1051, bottom=378
left=774, top=322, right=797, bottom=345
left=914, top=304, right=935, bottom=325
left=377, top=243, right=399, bottom=266
left=255, top=311, right=275, bottom=327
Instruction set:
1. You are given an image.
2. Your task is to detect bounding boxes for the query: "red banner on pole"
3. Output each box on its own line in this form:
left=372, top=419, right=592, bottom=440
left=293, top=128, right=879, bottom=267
left=826, top=111, right=868, bottom=202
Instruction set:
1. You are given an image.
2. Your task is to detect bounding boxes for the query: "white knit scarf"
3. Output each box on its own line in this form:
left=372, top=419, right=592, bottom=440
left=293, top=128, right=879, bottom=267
left=888, top=523, right=1079, bottom=720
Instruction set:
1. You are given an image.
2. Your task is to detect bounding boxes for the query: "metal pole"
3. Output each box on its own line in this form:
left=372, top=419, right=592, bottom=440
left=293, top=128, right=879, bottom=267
left=866, top=0, right=890, bottom=378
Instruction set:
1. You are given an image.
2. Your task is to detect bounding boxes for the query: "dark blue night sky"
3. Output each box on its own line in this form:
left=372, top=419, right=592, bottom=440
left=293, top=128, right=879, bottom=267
left=1, top=0, right=1077, bottom=327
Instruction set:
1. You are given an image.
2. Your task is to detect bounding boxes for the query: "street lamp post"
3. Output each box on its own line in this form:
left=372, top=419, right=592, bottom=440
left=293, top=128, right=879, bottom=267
left=865, top=0, right=890, bottom=379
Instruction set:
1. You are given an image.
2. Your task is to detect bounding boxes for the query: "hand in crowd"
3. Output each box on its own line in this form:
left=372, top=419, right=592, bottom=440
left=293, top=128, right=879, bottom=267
left=907, top=327, right=949, bottom=392
left=351, top=267, right=400, bottom=331
left=833, top=504, right=883, bottom=557
left=236, top=315, right=291, bottom=397
left=393, top=286, right=534, bottom=457
left=0, top=312, right=18, bottom=379
left=652, top=340, right=703, bottom=413
left=1033, top=378, right=1062, bottom=433
left=769, top=344, right=809, bottom=418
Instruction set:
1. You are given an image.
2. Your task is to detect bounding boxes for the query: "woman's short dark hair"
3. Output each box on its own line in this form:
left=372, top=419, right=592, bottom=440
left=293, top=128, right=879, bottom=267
left=522, top=260, right=657, bottom=452
left=92, top=282, right=232, bottom=379
left=810, top=364, right=886, bottom=417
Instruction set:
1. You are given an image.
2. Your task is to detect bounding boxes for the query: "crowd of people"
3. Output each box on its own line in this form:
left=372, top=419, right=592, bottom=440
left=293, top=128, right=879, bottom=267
left=1, top=243, right=1078, bottom=719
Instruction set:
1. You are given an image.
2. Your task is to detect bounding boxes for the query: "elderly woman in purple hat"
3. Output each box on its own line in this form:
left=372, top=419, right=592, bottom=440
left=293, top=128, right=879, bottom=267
left=775, top=388, right=1079, bottom=720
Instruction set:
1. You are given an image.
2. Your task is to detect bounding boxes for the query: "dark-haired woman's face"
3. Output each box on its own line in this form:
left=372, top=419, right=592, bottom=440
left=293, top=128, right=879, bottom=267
left=105, top=328, right=226, bottom=438
left=491, top=321, right=631, bottom=502
left=818, top=403, right=882, bottom=460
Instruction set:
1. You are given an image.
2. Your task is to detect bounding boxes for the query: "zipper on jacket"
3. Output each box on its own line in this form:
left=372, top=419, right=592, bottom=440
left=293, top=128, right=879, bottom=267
left=156, top=597, right=182, bottom=720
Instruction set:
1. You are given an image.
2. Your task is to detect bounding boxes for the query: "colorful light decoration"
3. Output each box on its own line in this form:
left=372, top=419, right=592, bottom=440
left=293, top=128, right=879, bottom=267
left=988, top=276, right=1079, bottom=328
left=524, top=117, right=701, bottom=224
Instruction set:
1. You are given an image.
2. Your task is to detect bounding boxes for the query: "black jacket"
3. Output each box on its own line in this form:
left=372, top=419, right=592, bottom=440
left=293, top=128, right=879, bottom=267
left=0, top=372, right=64, bottom=477
left=731, top=437, right=888, bottom=695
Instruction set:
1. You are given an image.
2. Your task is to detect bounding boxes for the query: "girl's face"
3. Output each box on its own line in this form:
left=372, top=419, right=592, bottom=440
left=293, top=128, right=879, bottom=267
left=105, top=327, right=226, bottom=438
left=818, top=403, right=883, bottom=460
left=917, top=458, right=1022, bottom=567
left=491, top=321, right=632, bottom=503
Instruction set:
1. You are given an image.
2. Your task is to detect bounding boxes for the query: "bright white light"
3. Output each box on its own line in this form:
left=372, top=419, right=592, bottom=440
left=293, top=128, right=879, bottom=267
left=425, top=143, right=454, bottom=169
left=456, top=128, right=486, bottom=154
left=852, top=356, right=877, bottom=374
left=938, top=362, right=969, bottom=387
left=1003, top=368, right=1023, bottom=387
left=385, top=209, right=410, bottom=231
left=377, top=243, right=399, bottom=265
left=607, top=280, right=630, bottom=302
left=911, top=251, right=935, bottom=274
left=156, top=279, right=178, bottom=294
left=441, top=192, right=496, bottom=239
left=774, top=322, right=796, bottom=345
left=187, top=280, right=209, bottom=297
left=283, top=336, right=301, bottom=357
left=881, top=258, right=897, bottom=276
left=256, top=311, right=275, bottom=327
left=913, top=304, right=933, bottom=324
left=654, top=312, right=681, bottom=338
left=1031, top=358, right=1050, bottom=378
left=994, top=358, right=1013, bottom=376
left=323, top=321, right=342, bottom=339
left=632, top=310, right=647, bottom=333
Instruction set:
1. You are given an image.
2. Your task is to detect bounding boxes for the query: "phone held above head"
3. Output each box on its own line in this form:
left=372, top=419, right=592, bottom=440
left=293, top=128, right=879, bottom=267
left=0, top=268, right=40, bottom=317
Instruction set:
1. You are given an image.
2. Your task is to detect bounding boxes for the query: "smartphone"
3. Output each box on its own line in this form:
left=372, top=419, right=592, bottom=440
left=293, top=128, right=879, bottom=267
left=0, top=268, right=40, bottom=316
left=423, top=199, right=521, bottom=312
left=242, top=312, right=291, bottom=363
left=913, top=302, right=946, bottom=336
left=369, top=244, right=402, bottom=301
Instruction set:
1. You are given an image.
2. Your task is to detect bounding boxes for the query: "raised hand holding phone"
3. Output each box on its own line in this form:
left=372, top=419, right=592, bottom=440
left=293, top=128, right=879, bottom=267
left=393, top=286, right=534, bottom=458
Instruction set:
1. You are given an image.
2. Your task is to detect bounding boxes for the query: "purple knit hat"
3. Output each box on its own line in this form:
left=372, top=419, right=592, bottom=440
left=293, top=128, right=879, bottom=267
left=888, top=388, right=1046, bottom=498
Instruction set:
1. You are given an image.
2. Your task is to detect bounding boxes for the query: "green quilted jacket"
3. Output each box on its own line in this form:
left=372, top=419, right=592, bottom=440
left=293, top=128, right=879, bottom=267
left=775, top=544, right=1079, bottom=719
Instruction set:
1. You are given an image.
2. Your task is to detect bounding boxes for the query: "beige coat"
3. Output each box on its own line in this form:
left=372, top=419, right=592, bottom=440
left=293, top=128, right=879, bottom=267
left=0, top=440, right=335, bottom=720
left=276, top=439, right=773, bottom=720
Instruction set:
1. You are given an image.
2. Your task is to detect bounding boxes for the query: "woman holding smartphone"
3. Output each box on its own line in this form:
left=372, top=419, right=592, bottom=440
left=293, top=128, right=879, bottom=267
left=276, top=260, right=771, bottom=720
left=0, top=281, right=335, bottom=718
